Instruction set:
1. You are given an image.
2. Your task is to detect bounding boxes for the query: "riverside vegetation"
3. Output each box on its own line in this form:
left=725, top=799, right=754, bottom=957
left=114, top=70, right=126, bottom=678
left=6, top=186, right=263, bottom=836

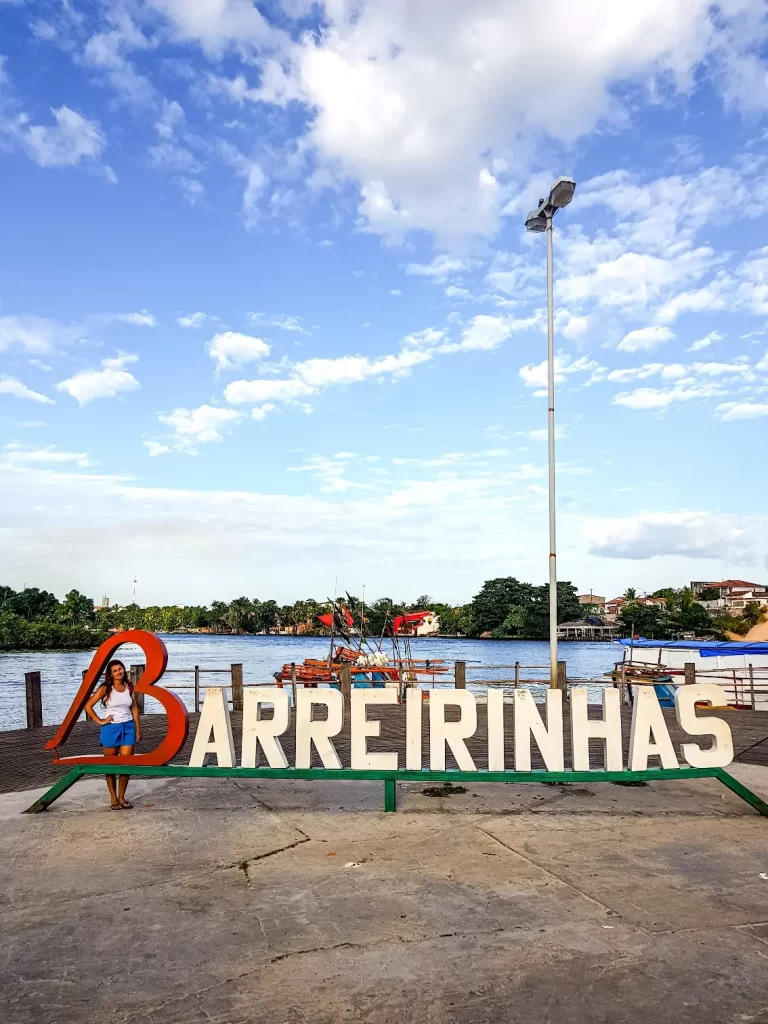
left=1, top=579, right=762, bottom=652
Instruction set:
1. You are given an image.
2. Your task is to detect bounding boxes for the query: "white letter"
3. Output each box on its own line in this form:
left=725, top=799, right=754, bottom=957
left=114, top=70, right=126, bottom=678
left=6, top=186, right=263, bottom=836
left=628, top=687, right=678, bottom=770
left=514, top=690, right=564, bottom=772
left=351, top=689, right=398, bottom=770
left=189, top=687, right=235, bottom=768
left=570, top=688, right=623, bottom=771
left=429, top=690, right=477, bottom=771
left=241, top=687, right=289, bottom=769
left=295, top=688, right=343, bottom=769
left=675, top=685, right=734, bottom=768
left=486, top=689, right=505, bottom=771
left=405, top=688, right=422, bottom=770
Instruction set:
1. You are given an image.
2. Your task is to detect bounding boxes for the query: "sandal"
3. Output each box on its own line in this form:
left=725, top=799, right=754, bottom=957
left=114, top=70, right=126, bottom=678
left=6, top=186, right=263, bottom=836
left=120, top=800, right=134, bottom=809
left=110, top=802, right=122, bottom=810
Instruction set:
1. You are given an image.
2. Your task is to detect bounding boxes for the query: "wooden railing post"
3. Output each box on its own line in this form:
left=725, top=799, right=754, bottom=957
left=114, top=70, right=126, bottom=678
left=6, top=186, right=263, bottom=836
left=129, top=665, right=144, bottom=714
left=290, top=663, right=297, bottom=709
left=340, top=663, right=352, bottom=708
left=557, top=661, right=567, bottom=694
left=684, top=662, right=696, bottom=686
left=749, top=664, right=755, bottom=711
left=24, top=671, right=42, bottom=729
left=231, top=663, right=243, bottom=712
left=193, top=665, right=200, bottom=713
left=514, top=662, right=520, bottom=689
left=455, top=661, right=466, bottom=689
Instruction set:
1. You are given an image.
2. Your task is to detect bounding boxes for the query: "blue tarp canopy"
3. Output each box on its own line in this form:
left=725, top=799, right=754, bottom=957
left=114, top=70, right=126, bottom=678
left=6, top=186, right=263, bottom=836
left=617, top=638, right=768, bottom=658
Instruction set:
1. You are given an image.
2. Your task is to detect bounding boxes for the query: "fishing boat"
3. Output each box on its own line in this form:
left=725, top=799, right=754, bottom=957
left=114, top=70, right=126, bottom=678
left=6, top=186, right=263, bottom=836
left=609, top=638, right=768, bottom=710
left=274, top=602, right=450, bottom=692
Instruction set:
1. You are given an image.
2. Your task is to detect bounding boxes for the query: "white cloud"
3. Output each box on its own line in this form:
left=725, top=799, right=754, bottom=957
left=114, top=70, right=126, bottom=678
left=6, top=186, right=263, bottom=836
left=561, top=315, right=589, bottom=340
left=687, top=330, right=724, bottom=352
left=269, top=1, right=768, bottom=239
left=617, top=325, right=674, bottom=353
left=144, top=0, right=279, bottom=52
left=57, top=355, right=141, bottom=405
left=0, top=312, right=160, bottom=355
left=603, top=359, right=751, bottom=384
left=406, top=255, right=471, bottom=281
left=248, top=312, right=308, bottom=333
left=0, top=376, right=54, bottom=404
left=586, top=510, right=765, bottom=561
left=143, top=440, right=173, bottom=457
left=157, top=404, right=243, bottom=449
left=225, top=378, right=315, bottom=404
left=390, top=288, right=402, bottom=297
left=115, top=311, right=156, bottom=327
left=177, top=177, right=205, bottom=205
left=560, top=249, right=717, bottom=313
left=716, top=401, right=768, bottom=421
left=2, top=444, right=89, bottom=467
left=403, top=327, right=444, bottom=348
left=520, top=354, right=599, bottom=389
left=2, top=102, right=114, bottom=178
left=178, top=312, right=207, bottom=328
left=0, top=316, right=71, bottom=354
left=295, top=349, right=432, bottom=389
left=251, top=403, right=277, bottom=421
left=225, top=344, right=434, bottom=408
left=612, top=380, right=722, bottom=410
left=208, top=331, right=271, bottom=371
left=457, top=315, right=517, bottom=352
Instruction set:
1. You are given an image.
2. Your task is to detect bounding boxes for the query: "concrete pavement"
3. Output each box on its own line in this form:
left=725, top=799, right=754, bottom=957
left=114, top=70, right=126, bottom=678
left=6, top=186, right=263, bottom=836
left=2, top=770, right=768, bottom=1023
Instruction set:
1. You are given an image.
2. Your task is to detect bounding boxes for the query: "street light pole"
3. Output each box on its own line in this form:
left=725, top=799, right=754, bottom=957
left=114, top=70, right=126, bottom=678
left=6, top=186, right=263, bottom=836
left=525, top=177, right=576, bottom=691
left=545, top=210, right=558, bottom=691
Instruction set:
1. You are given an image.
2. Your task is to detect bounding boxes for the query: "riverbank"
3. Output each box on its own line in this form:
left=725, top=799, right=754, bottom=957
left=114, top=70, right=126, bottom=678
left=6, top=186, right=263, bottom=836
left=3, top=765, right=768, bottom=1024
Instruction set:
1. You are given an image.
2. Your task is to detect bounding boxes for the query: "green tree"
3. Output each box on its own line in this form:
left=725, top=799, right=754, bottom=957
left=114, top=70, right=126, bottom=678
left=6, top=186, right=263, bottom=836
left=209, top=601, right=229, bottom=633
left=623, top=587, right=637, bottom=603
left=226, top=597, right=254, bottom=632
left=57, top=589, right=95, bottom=627
left=695, top=587, right=721, bottom=602
left=617, top=603, right=667, bottom=639
left=256, top=599, right=279, bottom=632
left=8, top=587, right=59, bottom=622
left=665, top=588, right=711, bottom=635
left=470, top=578, right=535, bottom=634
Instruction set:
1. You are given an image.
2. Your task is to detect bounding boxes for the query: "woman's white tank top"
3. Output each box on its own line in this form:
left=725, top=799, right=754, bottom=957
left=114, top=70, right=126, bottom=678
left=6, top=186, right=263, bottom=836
left=105, top=685, right=133, bottom=723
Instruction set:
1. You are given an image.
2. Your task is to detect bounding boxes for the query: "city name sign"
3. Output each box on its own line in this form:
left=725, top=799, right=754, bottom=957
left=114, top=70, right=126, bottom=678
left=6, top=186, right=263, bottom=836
left=189, top=684, right=734, bottom=773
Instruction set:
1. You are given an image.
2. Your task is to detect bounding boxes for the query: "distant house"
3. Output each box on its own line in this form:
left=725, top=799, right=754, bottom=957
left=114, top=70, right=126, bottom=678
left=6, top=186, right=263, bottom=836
left=392, top=611, right=440, bottom=636
left=577, top=593, right=606, bottom=611
left=691, top=579, right=768, bottom=615
left=604, top=595, right=665, bottom=622
left=604, top=597, right=625, bottom=621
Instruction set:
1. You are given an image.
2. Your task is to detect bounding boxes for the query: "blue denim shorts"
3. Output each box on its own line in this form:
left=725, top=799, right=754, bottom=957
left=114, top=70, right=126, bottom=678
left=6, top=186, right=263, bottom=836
left=100, top=721, right=136, bottom=748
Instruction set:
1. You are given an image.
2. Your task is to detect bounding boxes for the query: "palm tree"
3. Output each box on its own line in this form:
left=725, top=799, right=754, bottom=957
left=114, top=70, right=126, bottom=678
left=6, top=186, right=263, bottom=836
left=623, top=588, right=637, bottom=603
left=227, top=597, right=254, bottom=633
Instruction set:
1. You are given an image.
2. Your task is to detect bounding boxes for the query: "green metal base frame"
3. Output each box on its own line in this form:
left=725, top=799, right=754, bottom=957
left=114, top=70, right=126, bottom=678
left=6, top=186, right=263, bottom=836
left=23, top=763, right=768, bottom=816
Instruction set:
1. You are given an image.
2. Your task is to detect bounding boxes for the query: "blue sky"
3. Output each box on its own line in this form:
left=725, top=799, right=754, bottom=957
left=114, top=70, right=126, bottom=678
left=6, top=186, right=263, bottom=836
left=1, top=0, right=767, bottom=607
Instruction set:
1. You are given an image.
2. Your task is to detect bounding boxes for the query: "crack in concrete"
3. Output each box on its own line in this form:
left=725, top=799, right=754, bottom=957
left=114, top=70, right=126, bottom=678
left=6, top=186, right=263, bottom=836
left=117, top=927, right=516, bottom=1024
left=236, top=837, right=311, bottom=884
left=476, top=825, right=620, bottom=916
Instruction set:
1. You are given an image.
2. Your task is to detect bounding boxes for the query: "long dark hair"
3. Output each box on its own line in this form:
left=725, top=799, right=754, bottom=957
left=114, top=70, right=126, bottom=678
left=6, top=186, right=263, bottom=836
left=101, top=660, right=133, bottom=706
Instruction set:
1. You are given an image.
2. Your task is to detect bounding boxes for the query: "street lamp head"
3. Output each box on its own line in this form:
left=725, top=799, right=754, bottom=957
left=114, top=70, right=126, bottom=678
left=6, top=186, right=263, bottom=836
left=525, top=209, right=548, bottom=232
left=549, top=176, right=576, bottom=209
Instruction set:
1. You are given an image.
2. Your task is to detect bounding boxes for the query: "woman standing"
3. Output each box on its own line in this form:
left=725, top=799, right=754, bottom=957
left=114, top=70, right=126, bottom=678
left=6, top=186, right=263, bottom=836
left=85, top=659, right=141, bottom=809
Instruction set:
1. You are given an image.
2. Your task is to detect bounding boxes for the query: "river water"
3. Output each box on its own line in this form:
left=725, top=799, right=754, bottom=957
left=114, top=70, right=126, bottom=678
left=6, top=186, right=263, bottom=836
left=0, top=634, right=621, bottom=731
